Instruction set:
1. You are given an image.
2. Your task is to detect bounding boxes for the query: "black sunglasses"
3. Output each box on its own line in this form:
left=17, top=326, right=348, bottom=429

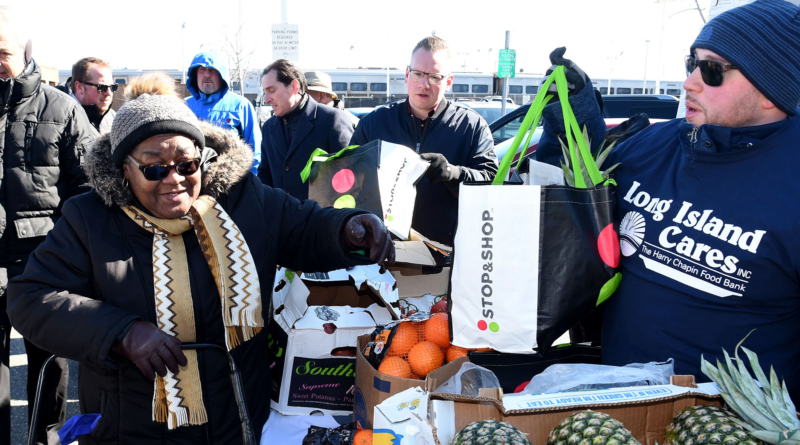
left=127, top=156, right=201, bottom=181
left=80, top=81, right=119, bottom=94
left=685, top=55, right=737, bottom=87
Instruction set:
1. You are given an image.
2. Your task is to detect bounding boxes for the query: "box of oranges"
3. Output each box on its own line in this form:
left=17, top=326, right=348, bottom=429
left=269, top=266, right=399, bottom=416
left=353, top=312, right=486, bottom=429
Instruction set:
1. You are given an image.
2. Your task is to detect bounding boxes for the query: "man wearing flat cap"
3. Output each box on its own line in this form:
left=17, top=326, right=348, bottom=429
left=305, top=71, right=360, bottom=128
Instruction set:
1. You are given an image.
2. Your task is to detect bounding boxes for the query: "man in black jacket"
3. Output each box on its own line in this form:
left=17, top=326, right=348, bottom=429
left=71, top=57, right=116, bottom=134
left=350, top=36, right=498, bottom=248
left=0, top=8, right=93, bottom=445
left=258, top=59, right=355, bottom=199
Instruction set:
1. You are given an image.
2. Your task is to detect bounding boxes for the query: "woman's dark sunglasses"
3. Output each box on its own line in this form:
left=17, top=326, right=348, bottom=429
left=81, top=81, right=119, bottom=94
left=127, top=156, right=201, bottom=181
left=684, top=55, right=737, bottom=87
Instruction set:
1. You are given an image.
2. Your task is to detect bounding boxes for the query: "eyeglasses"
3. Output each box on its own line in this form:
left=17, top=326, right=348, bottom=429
left=127, top=156, right=201, bottom=181
left=408, top=67, right=447, bottom=85
left=684, top=55, right=737, bottom=87
left=80, top=81, right=119, bottom=94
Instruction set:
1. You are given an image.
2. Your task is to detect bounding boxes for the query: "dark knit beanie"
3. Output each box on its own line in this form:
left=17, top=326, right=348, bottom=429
left=110, top=93, right=206, bottom=167
left=691, top=0, right=800, bottom=115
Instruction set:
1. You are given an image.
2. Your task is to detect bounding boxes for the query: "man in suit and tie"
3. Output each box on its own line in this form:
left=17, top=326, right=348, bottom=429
left=257, top=59, right=354, bottom=199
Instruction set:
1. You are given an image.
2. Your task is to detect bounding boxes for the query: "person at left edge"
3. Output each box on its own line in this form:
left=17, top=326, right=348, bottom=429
left=185, top=50, right=261, bottom=173
left=7, top=73, right=394, bottom=444
left=258, top=59, right=355, bottom=199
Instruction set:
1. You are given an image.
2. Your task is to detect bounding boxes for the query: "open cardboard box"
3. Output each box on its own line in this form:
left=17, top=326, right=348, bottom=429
left=268, top=266, right=399, bottom=416
left=426, top=375, right=722, bottom=445
left=354, top=334, right=468, bottom=428
left=391, top=229, right=452, bottom=303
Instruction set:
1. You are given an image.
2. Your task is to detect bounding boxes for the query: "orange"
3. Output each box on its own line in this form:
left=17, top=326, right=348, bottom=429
left=387, top=322, right=419, bottom=357
left=407, top=341, right=444, bottom=377
left=423, top=313, right=450, bottom=349
left=354, top=429, right=372, bottom=445
left=446, top=345, right=468, bottom=363
left=378, top=357, right=412, bottom=379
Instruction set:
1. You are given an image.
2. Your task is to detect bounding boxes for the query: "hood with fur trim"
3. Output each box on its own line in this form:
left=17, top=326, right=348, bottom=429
left=84, top=121, right=254, bottom=208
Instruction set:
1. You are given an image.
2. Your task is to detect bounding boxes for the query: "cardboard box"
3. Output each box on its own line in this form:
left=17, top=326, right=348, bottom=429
left=269, top=266, right=398, bottom=416
left=373, top=387, right=438, bottom=445
left=427, top=376, right=722, bottom=445
left=353, top=334, right=468, bottom=429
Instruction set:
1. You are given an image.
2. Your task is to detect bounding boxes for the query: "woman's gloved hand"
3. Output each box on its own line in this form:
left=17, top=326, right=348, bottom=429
left=420, top=153, right=462, bottom=184
left=112, top=321, right=188, bottom=380
left=342, top=214, right=395, bottom=266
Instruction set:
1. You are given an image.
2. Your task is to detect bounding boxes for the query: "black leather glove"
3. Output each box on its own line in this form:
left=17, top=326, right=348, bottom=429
left=342, top=214, right=395, bottom=266
left=112, top=321, right=188, bottom=380
left=420, top=153, right=462, bottom=184
left=543, top=47, right=590, bottom=100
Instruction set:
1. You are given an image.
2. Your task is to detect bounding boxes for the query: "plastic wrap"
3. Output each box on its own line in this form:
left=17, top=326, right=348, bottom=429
left=433, top=363, right=502, bottom=396
left=520, top=359, right=674, bottom=395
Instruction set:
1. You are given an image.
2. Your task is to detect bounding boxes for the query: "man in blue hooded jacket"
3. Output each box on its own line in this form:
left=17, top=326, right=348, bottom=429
left=186, top=51, right=261, bottom=173
left=535, top=0, right=800, bottom=401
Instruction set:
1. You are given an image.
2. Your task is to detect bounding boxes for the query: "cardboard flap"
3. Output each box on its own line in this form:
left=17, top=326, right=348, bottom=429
left=393, top=241, right=437, bottom=266
left=671, top=375, right=698, bottom=388
left=294, top=306, right=379, bottom=330
left=409, top=229, right=452, bottom=255
left=375, top=387, right=428, bottom=423
left=367, top=303, right=395, bottom=324
left=278, top=275, right=311, bottom=329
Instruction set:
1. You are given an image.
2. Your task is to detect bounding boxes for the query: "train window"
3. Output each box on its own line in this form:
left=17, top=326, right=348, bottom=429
left=660, top=89, right=664, bottom=94
left=526, top=86, right=538, bottom=94
left=350, top=83, right=367, bottom=91
left=634, top=88, right=643, bottom=94
left=472, top=84, right=489, bottom=93
left=114, top=78, right=127, bottom=85
left=667, top=89, right=682, bottom=96
left=599, top=87, right=614, bottom=94
left=370, top=83, right=387, bottom=91
left=452, top=84, right=469, bottom=93
left=616, top=88, right=631, bottom=94
left=509, top=85, right=523, bottom=94
left=332, top=82, right=347, bottom=91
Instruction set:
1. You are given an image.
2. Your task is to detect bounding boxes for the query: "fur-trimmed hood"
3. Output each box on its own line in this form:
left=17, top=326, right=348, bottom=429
left=84, top=121, right=254, bottom=208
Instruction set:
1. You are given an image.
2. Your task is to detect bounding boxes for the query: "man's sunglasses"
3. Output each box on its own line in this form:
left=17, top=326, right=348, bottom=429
left=80, top=81, right=119, bottom=94
left=684, top=55, right=737, bottom=87
left=408, top=67, right=447, bottom=85
left=127, top=156, right=201, bottom=181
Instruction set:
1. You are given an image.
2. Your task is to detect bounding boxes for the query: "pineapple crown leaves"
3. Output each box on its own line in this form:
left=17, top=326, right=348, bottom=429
left=559, top=125, right=620, bottom=188
left=700, top=330, right=800, bottom=445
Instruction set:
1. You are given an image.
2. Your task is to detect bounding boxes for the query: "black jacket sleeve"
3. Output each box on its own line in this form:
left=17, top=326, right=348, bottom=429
left=60, top=103, right=93, bottom=198
left=459, top=120, right=498, bottom=182
left=7, top=200, right=140, bottom=368
left=350, top=118, right=369, bottom=146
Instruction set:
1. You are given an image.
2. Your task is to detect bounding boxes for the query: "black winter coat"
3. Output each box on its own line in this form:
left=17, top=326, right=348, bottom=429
left=7, top=123, right=370, bottom=444
left=350, top=99, right=497, bottom=245
left=257, top=96, right=354, bottom=199
left=0, top=61, right=92, bottom=265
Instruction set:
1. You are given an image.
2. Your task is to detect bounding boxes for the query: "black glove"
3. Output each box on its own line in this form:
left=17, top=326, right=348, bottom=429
left=112, top=321, right=188, bottom=380
left=420, top=153, right=462, bottom=184
left=542, top=47, right=590, bottom=100
left=341, top=214, right=395, bottom=266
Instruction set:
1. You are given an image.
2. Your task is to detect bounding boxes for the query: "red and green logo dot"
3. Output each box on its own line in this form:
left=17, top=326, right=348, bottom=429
left=477, top=320, right=500, bottom=332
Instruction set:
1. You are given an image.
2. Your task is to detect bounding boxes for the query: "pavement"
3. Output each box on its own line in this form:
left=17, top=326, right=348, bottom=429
left=10, top=328, right=79, bottom=445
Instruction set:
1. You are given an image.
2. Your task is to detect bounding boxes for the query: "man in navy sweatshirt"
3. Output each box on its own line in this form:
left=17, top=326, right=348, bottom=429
left=536, top=0, right=800, bottom=400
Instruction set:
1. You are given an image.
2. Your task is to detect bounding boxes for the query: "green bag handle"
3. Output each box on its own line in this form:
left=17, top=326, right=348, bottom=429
left=554, top=68, right=604, bottom=188
left=492, top=66, right=605, bottom=188
left=300, top=144, right=360, bottom=183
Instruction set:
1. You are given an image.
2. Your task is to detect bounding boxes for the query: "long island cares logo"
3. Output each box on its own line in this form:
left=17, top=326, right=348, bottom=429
left=477, top=210, right=499, bottom=333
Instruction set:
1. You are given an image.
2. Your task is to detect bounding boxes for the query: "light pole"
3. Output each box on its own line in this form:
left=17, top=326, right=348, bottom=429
left=643, top=40, right=650, bottom=94
left=607, top=51, right=623, bottom=95
left=181, top=22, right=186, bottom=85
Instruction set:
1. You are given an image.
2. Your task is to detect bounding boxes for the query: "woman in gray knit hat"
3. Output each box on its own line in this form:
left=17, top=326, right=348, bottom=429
left=7, top=73, right=394, bottom=444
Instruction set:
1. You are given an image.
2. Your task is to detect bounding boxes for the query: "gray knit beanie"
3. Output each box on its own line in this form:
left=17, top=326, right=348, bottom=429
left=691, top=0, right=800, bottom=115
left=110, top=93, right=206, bottom=167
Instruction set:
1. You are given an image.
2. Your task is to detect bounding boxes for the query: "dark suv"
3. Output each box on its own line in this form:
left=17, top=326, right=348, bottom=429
left=490, top=94, right=679, bottom=145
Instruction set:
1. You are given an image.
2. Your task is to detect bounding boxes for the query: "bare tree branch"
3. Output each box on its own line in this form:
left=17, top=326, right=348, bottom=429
left=693, top=0, right=707, bottom=23
left=223, top=22, right=253, bottom=96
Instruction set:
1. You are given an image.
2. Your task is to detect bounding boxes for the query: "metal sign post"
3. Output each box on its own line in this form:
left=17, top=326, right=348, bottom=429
left=498, top=32, right=514, bottom=116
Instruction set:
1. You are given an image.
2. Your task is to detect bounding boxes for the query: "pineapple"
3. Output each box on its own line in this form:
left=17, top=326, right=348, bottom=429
left=700, top=332, right=800, bottom=445
left=666, top=406, right=762, bottom=445
left=451, top=420, right=531, bottom=445
left=546, top=411, right=640, bottom=445
left=559, top=126, right=620, bottom=188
